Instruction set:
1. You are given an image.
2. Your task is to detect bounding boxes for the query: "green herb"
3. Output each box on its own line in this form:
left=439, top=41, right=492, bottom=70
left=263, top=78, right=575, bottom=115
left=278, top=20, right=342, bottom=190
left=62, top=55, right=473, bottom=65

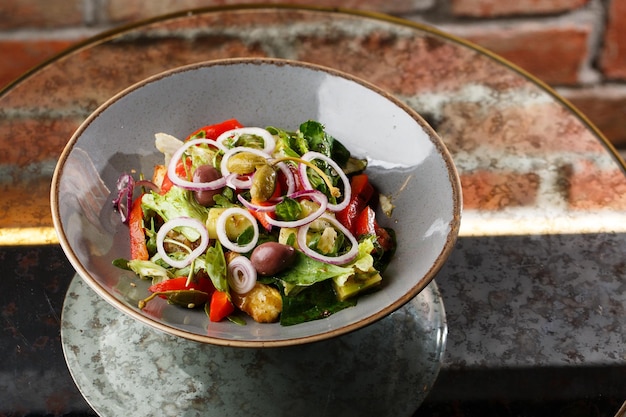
left=280, top=280, right=357, bottom=326
left=204, top=241, right=228, bottom=292
left=275, top=197, right=303, bottom=221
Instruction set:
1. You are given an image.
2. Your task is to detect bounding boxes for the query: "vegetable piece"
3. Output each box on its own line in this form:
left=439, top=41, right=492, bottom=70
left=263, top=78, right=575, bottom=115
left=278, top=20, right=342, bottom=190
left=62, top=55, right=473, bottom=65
left=208, top=290, right=235, bottom=322
left=216, top=127, right=276, bottom=154
left=160, top=158, right=189, bottom=195
left=186, top=119, right=244, bottom=141
left=142, top=186, right=207, bottom=241
left=250, top=242, right=297, bottom=276
left=354, top=206, right=394, bottom=252
left=333, top=273, right=382, bottom=301
left=335, top=174, right=374, bottom=234
left=156, top=217, right=209, bottom=268
left=192, top=165, right=224, bottom=206
left=227, top=255, right=257, bottom=294
left=263, top=190, right=328, bottom=228
left=296, top=214, right=359, bottom=265
left=155, top=132, right=184, bottom=166
left=167, top=139, right=226, bottom=191
left=280, top=280, right=356, bottom=326
left=215, top=207, right=259, bottom=253
left=231, top=283, right=282, bottom=323
left=299, top=151, right=351, bottom=211
left=129, top=195, right=149, bottom=260
left=113, top=173, right=135, bottom=223
left=149, top=276, right=215, bottom=297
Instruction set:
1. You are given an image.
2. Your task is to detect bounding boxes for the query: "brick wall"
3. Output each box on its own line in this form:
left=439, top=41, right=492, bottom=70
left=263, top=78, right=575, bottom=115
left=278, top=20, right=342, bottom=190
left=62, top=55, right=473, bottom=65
left=1, top=0, right=624, bottom=149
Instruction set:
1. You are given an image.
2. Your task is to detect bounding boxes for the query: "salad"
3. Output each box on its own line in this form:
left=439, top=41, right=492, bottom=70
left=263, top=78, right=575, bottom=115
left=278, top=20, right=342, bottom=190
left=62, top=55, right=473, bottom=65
left=113, top=119, right=396, bottom=326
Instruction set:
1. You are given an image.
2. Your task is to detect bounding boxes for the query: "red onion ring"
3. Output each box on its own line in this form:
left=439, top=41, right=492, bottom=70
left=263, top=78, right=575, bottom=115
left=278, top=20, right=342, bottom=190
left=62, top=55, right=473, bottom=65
left=237, top=194, right=278, bottom=213
left=225, top=173, right=253, bottom=190
left=167, top=138, right=227, bottom=191
left=275, top=161, right=297, bottom=196
left=216, top=127, right=276, bottom=154
left=298, top=151, right=351, bottom=212
left=135, top=179, right=160, bottom=193
left=297, top=213, right=359, bottom=265
left=156, top=217, right=209, bottom=269
left=216, top=207, right=259, bottom=253
left=263, top=190, right=328, bottom=228
left=227, top=256, right=257, bottom=294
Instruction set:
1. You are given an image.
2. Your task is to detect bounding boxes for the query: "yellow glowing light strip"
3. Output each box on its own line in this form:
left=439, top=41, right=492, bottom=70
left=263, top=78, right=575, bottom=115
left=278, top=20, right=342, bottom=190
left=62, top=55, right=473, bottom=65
left=0, top=227, right=59, bottom=246
left=459, top=210, right=626, bottom=236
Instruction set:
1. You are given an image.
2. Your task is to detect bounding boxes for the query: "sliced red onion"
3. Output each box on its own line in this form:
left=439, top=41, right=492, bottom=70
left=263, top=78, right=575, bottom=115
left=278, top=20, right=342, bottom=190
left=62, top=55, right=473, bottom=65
left=216, top=207, right=259, bottom=253
left=237, top=193, right=278, bottom=213
left=112, top=173, right=135, bottom=223
left=225, top=173, right=253, bottom=190
left=135, top=179, right=160, bottom=193
left=156, top=217, right=209, bottom=269
left=299, top=151, right=351, bottom=212
left=263, top=190, right=328, bottom=228
left=297, top=213, right=359, bottom=265
left=275, top=161, right=296, bottom=196
left=227, top=256, right=257, bottom=294
left=216, top=127, right=276, bottom=154
left=167, top=138, right=227, bottom=191
left=220, top=146, right=272, bottom=177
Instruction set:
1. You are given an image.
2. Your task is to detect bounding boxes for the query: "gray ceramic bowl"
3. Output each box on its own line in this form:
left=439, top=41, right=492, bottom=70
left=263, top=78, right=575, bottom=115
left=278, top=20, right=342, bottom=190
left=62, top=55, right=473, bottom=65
left=51, top=58, right=461, bottom=347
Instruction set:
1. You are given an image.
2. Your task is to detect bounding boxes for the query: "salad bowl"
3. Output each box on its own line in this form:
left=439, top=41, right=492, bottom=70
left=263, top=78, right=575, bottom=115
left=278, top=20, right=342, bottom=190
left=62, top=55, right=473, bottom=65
left=51, top=58, right=461, bottom=347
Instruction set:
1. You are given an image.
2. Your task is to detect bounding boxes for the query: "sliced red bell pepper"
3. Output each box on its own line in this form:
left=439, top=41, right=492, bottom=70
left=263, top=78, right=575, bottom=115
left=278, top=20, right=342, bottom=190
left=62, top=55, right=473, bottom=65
left=149, top=276, right=216, bottom=298
left=186, top=118, right=244, bottom=141
left=208, top=290, right=235, bottom=322
left=129, top=195, right=149, bottom=260
left=354, top=206, right=394, bottom=252
left=160, top=157, right=192, bottom=194
left=336, top=174, right=374, bottom=234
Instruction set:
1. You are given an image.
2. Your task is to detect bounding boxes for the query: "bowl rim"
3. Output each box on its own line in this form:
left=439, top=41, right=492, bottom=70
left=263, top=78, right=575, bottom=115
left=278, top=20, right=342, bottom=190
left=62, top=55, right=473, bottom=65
left=51, top=57, right=462, bottom=347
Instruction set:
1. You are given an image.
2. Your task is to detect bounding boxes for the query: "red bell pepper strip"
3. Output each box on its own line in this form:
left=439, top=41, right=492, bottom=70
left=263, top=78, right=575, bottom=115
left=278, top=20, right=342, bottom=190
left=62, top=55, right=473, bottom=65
left=208, top=290, right=235, bottom=322
left=186, top=118, right=244, bottom=141
left=354, top=206, right=394, bottom=252
left=129, top=195, right=149, bottom=261
left=336, top=174, right=374, bottom=234
left=149, top=276, right=215, bottom=298
left=160, top=157, right=192, bottom=195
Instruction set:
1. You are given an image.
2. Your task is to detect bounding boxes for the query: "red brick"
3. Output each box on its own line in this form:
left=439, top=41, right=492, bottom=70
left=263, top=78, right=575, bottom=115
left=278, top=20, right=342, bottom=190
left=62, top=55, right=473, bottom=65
left=567, top=160, right=626, bottom=210
left=0, top=0, right=83, bottom=29
left=600, top=0, right=626, bottom=80
left=437, top=100, right=606, bottom=156
left=562, top=87, right=626, bottom=148
left=0, top=115, right=83, bottom=166
left=460, top=171, right=540, bottom=210
left=0, top=40, right=77, bottom=89
left=460, top=23, right=591, bottom=85
left=106, top=0, right=430, bottom=22
left=451, top=0, right=589, bottom=17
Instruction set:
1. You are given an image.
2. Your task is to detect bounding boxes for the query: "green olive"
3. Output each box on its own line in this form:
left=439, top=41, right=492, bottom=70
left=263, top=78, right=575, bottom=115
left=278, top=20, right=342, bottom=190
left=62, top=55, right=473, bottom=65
left=251, top=164, right=277, bottom=202
left=227, top=152, right=267, bottom=174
